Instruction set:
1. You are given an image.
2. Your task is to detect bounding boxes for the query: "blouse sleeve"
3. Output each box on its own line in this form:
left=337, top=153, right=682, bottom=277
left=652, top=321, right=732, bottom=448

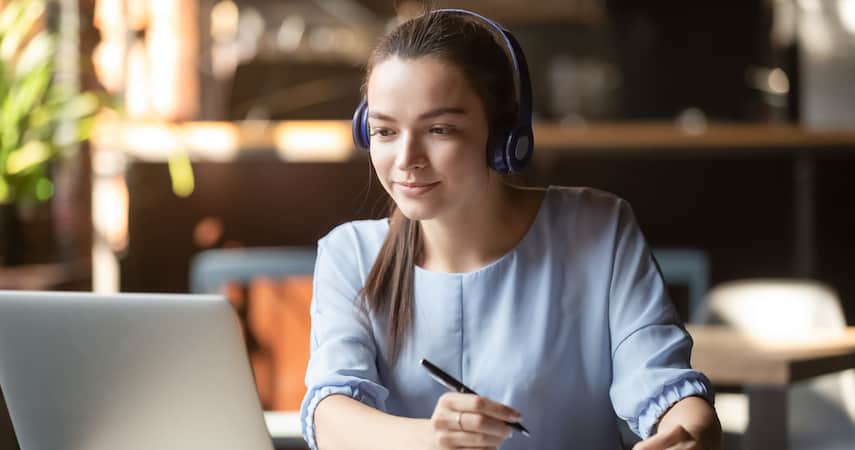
left=607, top=199, right=714, bottom=439
left=299, top=226, right=389, bottom=450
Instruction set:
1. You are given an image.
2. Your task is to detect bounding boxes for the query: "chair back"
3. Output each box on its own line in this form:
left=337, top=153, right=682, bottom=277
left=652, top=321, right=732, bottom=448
left=652, top=248, right=710, bottom=323
left=190, top=247, right=316, bottom=294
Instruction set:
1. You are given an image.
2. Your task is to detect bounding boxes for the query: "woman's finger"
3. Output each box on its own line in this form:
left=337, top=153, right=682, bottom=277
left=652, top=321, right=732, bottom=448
left=439, top=392, right=522, bottom=423
left=431, top=408, right=511, bottom=440
left=455, top=410, right=513, bottom=438
left=434, top=429, right=506, bottom=448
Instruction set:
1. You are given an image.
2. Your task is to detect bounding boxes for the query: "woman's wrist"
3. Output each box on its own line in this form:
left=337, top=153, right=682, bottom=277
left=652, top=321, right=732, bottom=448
left=419, top=418, right=437, bottom=450
left=658, top=396, right=721, bottom=450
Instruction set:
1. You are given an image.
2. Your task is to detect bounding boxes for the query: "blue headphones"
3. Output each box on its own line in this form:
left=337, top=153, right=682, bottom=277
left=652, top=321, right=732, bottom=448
left=351, top=8, right=534, bottom=174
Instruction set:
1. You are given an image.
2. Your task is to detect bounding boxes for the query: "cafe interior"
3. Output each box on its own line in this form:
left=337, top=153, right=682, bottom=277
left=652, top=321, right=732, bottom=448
left=1, top=0, right=855, bottom=449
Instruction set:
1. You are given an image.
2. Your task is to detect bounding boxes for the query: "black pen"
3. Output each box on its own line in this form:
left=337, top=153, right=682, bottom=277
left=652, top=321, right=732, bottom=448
left=420, top=358, right=531, bottom=437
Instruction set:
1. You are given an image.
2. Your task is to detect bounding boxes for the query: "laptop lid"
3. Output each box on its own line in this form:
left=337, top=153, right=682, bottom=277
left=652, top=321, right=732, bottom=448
left=0, top=290, right=274, bottom=450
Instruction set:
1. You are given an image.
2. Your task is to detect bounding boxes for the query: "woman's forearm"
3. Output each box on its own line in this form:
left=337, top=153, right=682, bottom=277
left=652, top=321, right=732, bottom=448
left=657, top=396, right=722, bottom=449
left=313, top=394, right=430, bottom=450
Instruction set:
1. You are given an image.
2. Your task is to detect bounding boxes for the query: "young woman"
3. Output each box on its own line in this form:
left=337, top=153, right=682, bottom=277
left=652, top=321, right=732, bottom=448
left=300, top=7, right=721, bottom=450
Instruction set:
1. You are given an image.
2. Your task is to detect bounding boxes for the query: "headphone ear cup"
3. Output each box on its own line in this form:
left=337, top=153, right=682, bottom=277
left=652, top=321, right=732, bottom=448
left=506, top=127, right=534, bottom=173
left=488, top=129, right=511, bottom=174
left=352, top=99, right=370, bottom=151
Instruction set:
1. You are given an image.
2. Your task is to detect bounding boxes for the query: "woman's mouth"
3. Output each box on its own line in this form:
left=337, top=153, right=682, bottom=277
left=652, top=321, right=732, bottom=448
left=394, top=181, right=440, bottom=197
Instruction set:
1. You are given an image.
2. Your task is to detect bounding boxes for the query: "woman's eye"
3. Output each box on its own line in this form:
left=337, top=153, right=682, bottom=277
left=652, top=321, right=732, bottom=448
left=430, top=126, right=455, bottom=135
left=369, top=127, right=395, bottom=137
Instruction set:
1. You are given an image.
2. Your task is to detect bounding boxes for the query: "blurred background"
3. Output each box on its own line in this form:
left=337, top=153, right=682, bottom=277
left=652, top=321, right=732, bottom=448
left=1, top=1, right=855, bottom=449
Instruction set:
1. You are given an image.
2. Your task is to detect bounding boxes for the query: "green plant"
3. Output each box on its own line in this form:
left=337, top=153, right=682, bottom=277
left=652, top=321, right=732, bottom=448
left=0, top=0, right=98, bottom=205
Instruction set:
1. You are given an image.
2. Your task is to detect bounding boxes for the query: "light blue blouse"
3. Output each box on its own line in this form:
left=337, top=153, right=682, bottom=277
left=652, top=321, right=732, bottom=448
left=300, top=186, right=713, bottom=450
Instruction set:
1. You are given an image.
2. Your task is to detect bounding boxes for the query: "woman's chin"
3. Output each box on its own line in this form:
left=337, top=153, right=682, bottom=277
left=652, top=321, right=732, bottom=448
left=395, top=201, right=439, bottom=222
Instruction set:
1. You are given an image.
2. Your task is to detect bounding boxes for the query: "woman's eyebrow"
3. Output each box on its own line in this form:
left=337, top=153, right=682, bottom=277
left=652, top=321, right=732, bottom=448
left=417, top=107, right=466, bottom=120
left=368, top=107, right=467, bottom=122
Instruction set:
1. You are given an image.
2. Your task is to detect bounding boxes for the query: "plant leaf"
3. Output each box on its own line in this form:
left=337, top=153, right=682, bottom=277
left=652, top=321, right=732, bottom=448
left=0, top=1, right=25, bottom=38
left=6, top=140, right=50, bottom=174
left=0, top=0, right=46, bottom=64
left=14, top=31, right=53, bottom=78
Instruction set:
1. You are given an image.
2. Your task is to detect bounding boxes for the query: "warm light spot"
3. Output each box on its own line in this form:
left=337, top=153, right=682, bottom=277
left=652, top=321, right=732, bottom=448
left=182, top=122, right=239, bottom=160
left=92, top=238, right=120, bottom=293
left=277, top=15, right=305, bottom=52
left=768, top=68, right=790, bottom=94
left=148, top=0, right=199, bottom=120
left=121, top=122, right=182, bottom=159
left=236, top=7, right=264, bottom=62
left=308, top=27, right=337, bottom=52
left=211, top=0, right=239, bottom=43
left=799, top=12, right=834, bottom=58
left=675, top=108, right=707, bottom=136
left=194, top=217, right=225, bottom=248
left=92, top=0, right=127, bottom=93
left=839, top=0, right=855, bottom=34
left=126, top=0, right=149, bottom=31
left=274, top=121, right=353, bottom=161
left=125, top=40, right=150, bottom=118
left=709, top=280, right=844, bottom=341
left=92, top=175, right=129, bottom=252
left=715, top=393, right=748, bottom=434
left=798, top=0, right=823, bottom=13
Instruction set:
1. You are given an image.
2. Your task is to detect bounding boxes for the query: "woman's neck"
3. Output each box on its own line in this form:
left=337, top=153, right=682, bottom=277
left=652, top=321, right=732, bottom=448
left=417, top=183, right=544, bottom=273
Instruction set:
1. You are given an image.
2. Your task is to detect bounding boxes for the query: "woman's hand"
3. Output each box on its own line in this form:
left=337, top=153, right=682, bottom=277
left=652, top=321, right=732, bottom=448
left=426, top=392, right=521, bottom=450
left=632, top=424, right=707, bottom=450
left=632, top=396, right=721, bottom=450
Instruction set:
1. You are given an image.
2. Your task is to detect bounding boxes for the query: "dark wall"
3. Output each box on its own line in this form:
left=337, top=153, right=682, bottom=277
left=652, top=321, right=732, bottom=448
left=220, top=0, right=775, bottom=123
left=607, top=0, right=770, bottom=120
left=123, top=148, right=855, bottom=323
left=122, top=158, right=388, bottom=293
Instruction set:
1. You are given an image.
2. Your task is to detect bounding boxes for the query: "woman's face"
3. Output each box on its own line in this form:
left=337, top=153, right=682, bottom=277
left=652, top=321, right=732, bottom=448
left=366, top=55, right=493, bottom=222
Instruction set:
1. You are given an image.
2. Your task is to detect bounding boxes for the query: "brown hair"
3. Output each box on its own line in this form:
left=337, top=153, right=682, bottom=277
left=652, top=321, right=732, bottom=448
left=359, top=6, right=519, bottom=363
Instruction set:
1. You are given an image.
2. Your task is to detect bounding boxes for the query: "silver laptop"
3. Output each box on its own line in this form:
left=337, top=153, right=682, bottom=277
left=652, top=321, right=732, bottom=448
left=0, top=290, right=276, bottom=450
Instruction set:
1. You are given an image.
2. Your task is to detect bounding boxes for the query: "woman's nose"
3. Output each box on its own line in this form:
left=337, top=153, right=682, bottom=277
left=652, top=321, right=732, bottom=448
left=395, top=133, right=427, bottom=170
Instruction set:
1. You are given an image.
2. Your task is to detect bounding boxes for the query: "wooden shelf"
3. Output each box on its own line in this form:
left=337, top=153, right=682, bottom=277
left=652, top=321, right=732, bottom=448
left=535, top=122, right=855, bottom=151
left=91, top=119, right=855, bottom=163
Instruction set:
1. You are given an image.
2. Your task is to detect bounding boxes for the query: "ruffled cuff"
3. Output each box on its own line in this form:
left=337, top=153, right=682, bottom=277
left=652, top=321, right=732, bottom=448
left=632, top=372, right=715, bottom=439
left=300, top=382, right=383, bottom=450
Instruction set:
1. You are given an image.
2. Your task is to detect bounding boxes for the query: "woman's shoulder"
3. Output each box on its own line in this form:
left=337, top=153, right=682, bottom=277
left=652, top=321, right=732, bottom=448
left=538, top=185, right=640, bottom=257
left=547, top=185, right=625, bottom=205
left=317, top=218, right=389, bottom=260
left=545, top=185, right=631, bottom=221
left=313, top=219, right=389, bottom=283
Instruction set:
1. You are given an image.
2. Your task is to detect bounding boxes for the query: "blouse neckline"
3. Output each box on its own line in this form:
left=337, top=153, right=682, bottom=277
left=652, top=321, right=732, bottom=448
left=411, top=186, right=553, bottom=278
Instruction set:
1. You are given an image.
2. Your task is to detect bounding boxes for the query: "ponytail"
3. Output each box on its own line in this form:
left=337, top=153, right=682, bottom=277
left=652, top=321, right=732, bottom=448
left=359, top=204, right=421, bottom=363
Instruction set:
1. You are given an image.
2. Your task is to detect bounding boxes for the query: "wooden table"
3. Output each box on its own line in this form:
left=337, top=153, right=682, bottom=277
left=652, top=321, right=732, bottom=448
left=687, top=325, right=855, bottom=450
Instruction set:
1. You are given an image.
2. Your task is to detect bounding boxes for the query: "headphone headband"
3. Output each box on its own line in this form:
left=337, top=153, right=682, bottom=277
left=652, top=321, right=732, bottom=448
left=435, top=9, right=533, bottom=132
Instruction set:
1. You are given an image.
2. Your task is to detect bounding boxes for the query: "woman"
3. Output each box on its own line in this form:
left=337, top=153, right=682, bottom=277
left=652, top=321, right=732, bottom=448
left=300, top=7, right=721, bottom=450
